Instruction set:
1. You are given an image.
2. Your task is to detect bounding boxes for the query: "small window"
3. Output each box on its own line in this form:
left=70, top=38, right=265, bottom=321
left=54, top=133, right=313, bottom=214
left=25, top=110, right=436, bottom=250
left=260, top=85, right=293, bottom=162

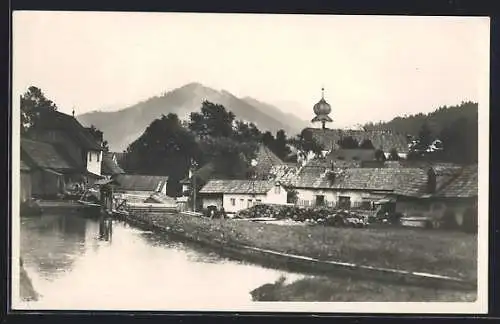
left=274, top=185, right=281, bottom=194
left=97, top=152, right=100, bottom=162
left=89, top=153, right=92, bottom=162
left=247, top=199, right=253, bottom=208
left=230, top=198, right=236, bottom=206
left=256, top=199, right=262, bottom=203
left=240, top=199, right=244, bottom=206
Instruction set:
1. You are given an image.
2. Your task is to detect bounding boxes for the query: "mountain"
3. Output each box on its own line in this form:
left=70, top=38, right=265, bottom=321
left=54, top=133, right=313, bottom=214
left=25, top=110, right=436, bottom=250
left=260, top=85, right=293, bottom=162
left=77, top=83, right=307, bottom=152
left=241, top=97, right=308, bottom=137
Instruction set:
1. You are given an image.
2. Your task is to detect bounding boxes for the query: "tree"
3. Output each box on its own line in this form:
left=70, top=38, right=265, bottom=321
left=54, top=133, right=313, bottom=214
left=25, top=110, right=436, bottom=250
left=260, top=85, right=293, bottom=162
left=123, top=113, right=200, bottom=196
left=188, top=101, right=235, bottom=138
left=273, top=130, right=291, bottom=160
left=338, top=136, right=359, bottom=149
left=416, top=122, right=433, bottom=152
left=86, top=125, right=109, bottom=151
left=290, top=129, right=324, bottom=156
left=389, top=148, right=400, bottom=161
left=359, top=139, right=375, bottom=149
left=262, top=131, right=275, bottom=148
left=234, top=121, right=261, bottom=143
left=20, top=86, right=58, bottom=135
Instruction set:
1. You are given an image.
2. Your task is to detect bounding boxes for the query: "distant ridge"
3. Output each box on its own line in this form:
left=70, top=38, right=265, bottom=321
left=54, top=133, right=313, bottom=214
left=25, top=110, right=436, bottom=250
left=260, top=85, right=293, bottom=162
left=77, top=82, right=308, bottom=152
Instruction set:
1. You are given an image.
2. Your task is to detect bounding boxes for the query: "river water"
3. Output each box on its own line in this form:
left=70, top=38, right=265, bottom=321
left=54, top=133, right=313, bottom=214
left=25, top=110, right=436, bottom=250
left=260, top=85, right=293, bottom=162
left=16, top=213, right=304, bottom=310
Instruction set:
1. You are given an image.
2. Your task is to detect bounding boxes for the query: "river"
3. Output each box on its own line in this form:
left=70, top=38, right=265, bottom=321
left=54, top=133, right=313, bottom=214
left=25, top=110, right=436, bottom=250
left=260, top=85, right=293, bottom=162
left=16, top=213, right=305, bottom=310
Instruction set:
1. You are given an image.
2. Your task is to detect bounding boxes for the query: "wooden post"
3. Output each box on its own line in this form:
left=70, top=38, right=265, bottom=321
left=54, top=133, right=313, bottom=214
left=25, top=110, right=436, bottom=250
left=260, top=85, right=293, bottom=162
left=193, top=175, right=196, bottom=212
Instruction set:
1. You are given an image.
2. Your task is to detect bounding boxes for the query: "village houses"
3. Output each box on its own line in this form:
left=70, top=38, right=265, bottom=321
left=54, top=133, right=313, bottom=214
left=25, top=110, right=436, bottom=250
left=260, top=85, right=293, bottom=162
left=198, top=180, right=288, bottom=215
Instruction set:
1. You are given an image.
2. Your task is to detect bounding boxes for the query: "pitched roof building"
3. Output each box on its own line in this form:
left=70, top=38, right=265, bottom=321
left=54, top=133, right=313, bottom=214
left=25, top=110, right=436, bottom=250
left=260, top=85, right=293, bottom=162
left=21, top=138, right=76, bottom=173
left=101, top=152, right=125, bottom=176
left=114, top=174, right=168, bottom=195
left=199, top=180, right=279, bottom=195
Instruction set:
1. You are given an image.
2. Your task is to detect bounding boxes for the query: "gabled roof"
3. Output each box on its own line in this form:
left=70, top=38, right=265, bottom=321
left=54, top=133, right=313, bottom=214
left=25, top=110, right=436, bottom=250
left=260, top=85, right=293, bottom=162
left=34, top=111, right=102, bottom=151
left=306, top=128, right=409, bottom=153
left=291, top=165, right=427, bottom=194
left=254, top=144, right=284, bottom=176
left=21, top=138, right=76, bottom=171
left=115, top=174, right=168, bottom=192
left=433, top=164, right=478, bottom=198
left=199, top=180, right=279, bottom=194
left=101, top=152, right=125, bottom=175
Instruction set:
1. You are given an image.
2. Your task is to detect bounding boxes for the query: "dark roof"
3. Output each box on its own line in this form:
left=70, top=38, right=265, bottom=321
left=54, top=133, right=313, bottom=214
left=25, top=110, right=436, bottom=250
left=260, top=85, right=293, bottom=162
left=199, top=180, right=279, bottom=194
left=20, top=160, right=30, bottom=172
left=115, top=174, right=168, bottom=192
left=306, top=128, right=409, bottom=153
left=101, top=152, right=125, bottom=175
left=292, top=165, right=427, bottom=194
left=21, top=138, right=76, bottom=171
left=433, top=164, right=478, bottom=198
left=35, top=111, right=102, bottom=151
left=111, top=152, right=127, bottom=165
left=254, top=144, right=284, bottom=177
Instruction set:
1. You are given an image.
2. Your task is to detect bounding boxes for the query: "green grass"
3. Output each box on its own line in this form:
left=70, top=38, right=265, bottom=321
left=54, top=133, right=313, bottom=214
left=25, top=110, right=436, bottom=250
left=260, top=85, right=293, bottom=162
left=250, top=275, right=477, bottom=302
left=141, top=213, right=477, bottom=281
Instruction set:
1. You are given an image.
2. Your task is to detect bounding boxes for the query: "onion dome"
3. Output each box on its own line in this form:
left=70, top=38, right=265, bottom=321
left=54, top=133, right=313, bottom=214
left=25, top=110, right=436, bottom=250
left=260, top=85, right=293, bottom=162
left=311, top=88, right=333, bottom=126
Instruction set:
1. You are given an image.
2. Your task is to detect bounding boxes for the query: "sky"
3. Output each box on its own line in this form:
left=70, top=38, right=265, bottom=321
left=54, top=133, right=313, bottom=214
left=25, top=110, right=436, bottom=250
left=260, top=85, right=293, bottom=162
left=13, top=12, right=490, bottom=127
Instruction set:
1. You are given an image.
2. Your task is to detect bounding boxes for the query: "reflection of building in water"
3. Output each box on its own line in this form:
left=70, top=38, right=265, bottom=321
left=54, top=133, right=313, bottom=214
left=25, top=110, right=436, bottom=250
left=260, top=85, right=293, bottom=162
left=98, top=216, right=113, bottom=242
left=20, top=214, right=89, bottom=279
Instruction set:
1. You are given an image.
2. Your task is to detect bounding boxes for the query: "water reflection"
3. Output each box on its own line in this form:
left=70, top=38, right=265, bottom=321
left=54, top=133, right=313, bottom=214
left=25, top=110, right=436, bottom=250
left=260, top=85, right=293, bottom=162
left=17, top=213, right=303, bottom=310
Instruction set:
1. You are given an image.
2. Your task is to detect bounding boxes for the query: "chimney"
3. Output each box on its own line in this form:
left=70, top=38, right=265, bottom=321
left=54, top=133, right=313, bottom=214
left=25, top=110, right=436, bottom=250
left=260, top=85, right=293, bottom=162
left=427, top=167, right=436, bottom=193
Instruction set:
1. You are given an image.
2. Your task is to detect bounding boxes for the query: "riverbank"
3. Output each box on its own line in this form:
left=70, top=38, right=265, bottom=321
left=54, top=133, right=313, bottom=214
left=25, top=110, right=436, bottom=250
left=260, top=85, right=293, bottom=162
left=250, top=275, right=477, bottom=302
left=117, top=211, right=477, bottom=290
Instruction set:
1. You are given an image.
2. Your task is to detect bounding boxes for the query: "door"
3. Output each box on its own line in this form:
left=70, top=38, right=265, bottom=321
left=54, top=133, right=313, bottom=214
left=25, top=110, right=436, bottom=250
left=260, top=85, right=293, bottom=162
left=315, top=195, right=325, bottom=207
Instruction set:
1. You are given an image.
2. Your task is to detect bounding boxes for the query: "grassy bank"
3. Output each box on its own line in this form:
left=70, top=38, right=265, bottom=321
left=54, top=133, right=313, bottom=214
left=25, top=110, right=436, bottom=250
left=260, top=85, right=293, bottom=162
left=250, top=276, right=477, bottom=302
left=127, top=212, right=477, bottom=282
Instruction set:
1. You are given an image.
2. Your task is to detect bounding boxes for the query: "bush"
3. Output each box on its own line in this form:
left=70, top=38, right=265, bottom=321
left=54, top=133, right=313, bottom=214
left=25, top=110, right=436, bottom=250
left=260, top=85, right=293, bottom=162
left=441, top=209, right=459, bottom=230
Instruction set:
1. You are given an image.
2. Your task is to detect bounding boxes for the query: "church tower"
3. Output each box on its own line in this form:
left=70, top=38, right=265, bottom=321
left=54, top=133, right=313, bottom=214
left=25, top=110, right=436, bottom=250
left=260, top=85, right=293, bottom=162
left=311, top=87, right=332, bottom=129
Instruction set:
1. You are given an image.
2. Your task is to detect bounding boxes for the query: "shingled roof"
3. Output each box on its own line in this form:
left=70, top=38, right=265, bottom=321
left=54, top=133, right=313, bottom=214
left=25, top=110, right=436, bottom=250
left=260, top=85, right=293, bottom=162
left=115, top=174, right=168, bottom=192
left=34, top=111, right=102, bottom=151
left=254, top=144, right=285, bottom=177
left=291, top=165, right=427, bottom=195
left=326, top=148, right=376, bottom=162
left=21, top=138, right=76, bottom=171
left=433, top=164, right=478, bottom=198
left=306, top=128, right=409, bottom=153
left=199, top=180, right=278, bottom=194
left=101, top=152, right=125, bottom=175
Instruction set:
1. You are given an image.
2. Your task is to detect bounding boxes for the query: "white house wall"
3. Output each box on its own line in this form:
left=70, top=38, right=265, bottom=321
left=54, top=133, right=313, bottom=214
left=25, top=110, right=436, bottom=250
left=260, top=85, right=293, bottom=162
left=295, top=188, right=384, bottom=207
left=87, top=150, right=102, bottom=176
left=219, top=184, right=288, bottom=214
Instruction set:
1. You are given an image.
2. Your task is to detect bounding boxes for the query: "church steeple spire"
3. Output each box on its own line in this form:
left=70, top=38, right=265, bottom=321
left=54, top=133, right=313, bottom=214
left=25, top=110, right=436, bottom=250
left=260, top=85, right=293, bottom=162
left=311, top=86, right=333, bottom=129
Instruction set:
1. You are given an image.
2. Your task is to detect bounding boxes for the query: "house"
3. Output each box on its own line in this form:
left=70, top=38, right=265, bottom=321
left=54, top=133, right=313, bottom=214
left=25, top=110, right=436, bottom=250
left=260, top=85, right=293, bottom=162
left=101, top=152, right=125, bottom=178
left=114, top=174, right=169, bottom=203
left=290, top=160, right=427, bottom=209
left=325, top=148, right=376, bottom=163
left=21, top=138, right=82, bottom=198
left=20, top=160, right=32, bottom=204
left=394, top=164, right=478, bottom=227
left=198, top=180, right=288, bottom=214
left=27, top=110, right=104, bottom=180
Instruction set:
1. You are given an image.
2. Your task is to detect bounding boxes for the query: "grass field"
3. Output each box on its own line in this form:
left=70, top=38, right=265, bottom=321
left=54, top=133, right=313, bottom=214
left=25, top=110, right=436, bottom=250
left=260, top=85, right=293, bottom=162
left=250, top=275, right=477, bottom=302
left=140, top=213, right=477, bottom=282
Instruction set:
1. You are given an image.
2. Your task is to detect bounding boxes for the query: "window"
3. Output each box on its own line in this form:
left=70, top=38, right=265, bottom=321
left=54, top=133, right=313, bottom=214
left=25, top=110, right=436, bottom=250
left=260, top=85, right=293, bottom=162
left=315, top=195, right=325, bottom=206
left=274, top=185, right=281, bottom=194
left=247, top=199, right=253, bottom=208
left=256, top=199, right=262, bottom=203
left=89, top=152, right=92, bottom=162
left=97, top=152, right=100, bottom=162
left=230, top=198, right=236, bottom=206
left=240, top=199, right=244, bottom=206
left=338, top=196, right=351, bottom=209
